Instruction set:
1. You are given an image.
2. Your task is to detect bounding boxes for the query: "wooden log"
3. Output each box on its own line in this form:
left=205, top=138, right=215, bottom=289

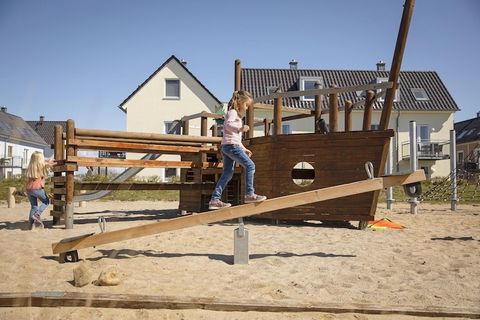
left=344, top=100, right=353, bottom=132
left=314, top=81, right=322, bottom=133
left=74, top=128, right=221, bottom=144
left=72, top=135, right=207, bottom=147
left=182, top=120, right=189, bottom=135
left=200, top=116, right=208, bottom=137
left=7, top=187, right=15, bottom=208
left=74, top=182, right=215, bottom=191
left=263, top=118, right=271, bottom=136
left=246, top=103, right=254, bottom=139
left=234, top=59, right=241, bottom=91
left=0, top=292, right=479, bottom=318
left=363, top=91, right=375, bottom=131
left=53, top=124, right=64, bottom=224
left=254, top=82, right=393, bottom=104
left=273, top=88, right=283, bottom=136
left=51, top=170, right=425, bottom=254
left=328, top=86, right=338, bottom=132
left=180, top=111, right=223, bottom=122
left=379, top=0, right=415, bottom=129
left=210, top=124, right=217, bottom=137
left=65, top=119, right=75, bottom=229
left=67, top=156, right=223, bottom=169
left=68, top=139, right=217, bottom=154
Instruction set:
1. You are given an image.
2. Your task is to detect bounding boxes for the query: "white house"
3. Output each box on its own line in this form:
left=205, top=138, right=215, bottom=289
left=118, top=55, right=223, bottom=180
left=0, top=108, right=48, bottom=180
left=241, top=60, right=459, bottom=179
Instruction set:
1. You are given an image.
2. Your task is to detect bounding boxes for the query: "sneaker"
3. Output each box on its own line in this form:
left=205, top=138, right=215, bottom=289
left=208, top=199, right=232, bottom=210
left=32, top=213, right=44, bottom=228
left=244, top=194, right=267, bottom=203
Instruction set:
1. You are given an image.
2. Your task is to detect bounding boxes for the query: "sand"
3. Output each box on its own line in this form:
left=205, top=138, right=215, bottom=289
left=0, top=200, right=479, bottom=319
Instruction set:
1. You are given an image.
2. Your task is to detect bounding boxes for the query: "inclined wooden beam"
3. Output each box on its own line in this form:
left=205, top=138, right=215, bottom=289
left=52, top=170, right=425, bottom=254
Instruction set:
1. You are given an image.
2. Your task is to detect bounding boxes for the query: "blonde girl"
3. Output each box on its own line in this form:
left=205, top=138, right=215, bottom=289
left=26, top=151, right=56, bottom=229
left=209, top=90, right=266, bottom=209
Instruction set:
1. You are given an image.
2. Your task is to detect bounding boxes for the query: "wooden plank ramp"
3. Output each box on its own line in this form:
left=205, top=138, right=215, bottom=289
left=1, top=292, right=479, bottom=318
left=52, top=170, right=425, bottom=255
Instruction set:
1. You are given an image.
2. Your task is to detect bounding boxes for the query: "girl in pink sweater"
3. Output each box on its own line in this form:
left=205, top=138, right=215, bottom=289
left=209, top=90, right=266, bottom=209
left=25, top=151, right=57, bottom=229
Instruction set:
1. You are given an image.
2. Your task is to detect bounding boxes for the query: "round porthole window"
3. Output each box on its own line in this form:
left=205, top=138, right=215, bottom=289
left=291, top=162, right=315, bottom=187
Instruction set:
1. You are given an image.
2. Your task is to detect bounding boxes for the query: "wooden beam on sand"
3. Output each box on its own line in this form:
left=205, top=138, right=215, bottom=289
left=51, top=170, right=425, bottom=255
left=1, top=292, right=479, bottom=318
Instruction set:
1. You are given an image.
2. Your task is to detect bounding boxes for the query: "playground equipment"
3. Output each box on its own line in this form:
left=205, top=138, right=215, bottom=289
left=52, top=169, right=425, bottom=262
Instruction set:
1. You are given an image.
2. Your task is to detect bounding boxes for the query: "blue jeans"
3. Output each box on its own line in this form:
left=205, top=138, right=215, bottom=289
left=27, top=188, right=49, bottom=225
left=211, top=144, right=255, bottom=201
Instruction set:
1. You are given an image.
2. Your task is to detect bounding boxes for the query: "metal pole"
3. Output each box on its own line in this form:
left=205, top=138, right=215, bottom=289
left=450, top=130, right=457, bottom=211
left=409, top=121, right=418, bottom=214
left=386, top=138, right=394, bottom=209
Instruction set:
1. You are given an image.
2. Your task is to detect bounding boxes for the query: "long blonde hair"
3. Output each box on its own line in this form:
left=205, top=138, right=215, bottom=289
left=227, top=90, right=253, bottom=115
left=26, top=151, right=49, bottom=179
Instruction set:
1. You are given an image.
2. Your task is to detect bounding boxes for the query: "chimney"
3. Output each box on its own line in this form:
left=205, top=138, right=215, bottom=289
left=39, top=115, right=45, bottom=122
left=376, top=60, right=386, bottom=71
left=0, top=106, right=6, bottom=113
left=477, top=111, right=480, bottom=118
left=180, top=59, right=187, bottom=66
left=289, top=59, right=298, bottom=70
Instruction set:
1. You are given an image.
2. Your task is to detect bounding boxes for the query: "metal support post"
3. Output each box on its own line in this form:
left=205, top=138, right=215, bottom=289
left=234, top=217, right=249, bottom=264
left=386, top=137, right=394, bottom=209
left=450, top=130, right=458, bottom=211
left=409, top=121, right=419, bottom=214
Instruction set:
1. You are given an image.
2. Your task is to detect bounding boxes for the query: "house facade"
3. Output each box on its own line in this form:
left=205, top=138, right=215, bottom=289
left=119, top=55, right=223, bottom=180
left=454, top=113, right=480, bottom=170
left=241, top=61, right=459, bottom=179
left=0, top=108, right=48, bottom=180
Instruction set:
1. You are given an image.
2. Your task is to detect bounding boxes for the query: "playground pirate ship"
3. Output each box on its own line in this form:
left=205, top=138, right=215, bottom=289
left=49, top=0, right=416, bottom=230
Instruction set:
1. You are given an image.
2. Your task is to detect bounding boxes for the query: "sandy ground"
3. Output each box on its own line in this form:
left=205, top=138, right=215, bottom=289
left=0, top=200, right=479, bottom=319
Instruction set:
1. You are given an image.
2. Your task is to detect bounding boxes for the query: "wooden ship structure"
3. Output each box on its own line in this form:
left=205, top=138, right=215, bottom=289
left=49, top=0, right=416, bottom=229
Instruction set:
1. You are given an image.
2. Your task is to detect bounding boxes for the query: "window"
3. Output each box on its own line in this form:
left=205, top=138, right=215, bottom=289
left=411, top=88, right=429, bottom=101
left=299, top=76, right=323, bottom=101
left=282, top=124, right=292, bottom=135
left=7, top=146, right=12, bottom=157
left=267, top=86, right=278, bottom=96
left=164, top=168, right=177, bottom=181
left=370, top=124, right=380, bottom=130
left=417, top=124, right=431, bottom=143
left=376, top=77, right=400, bottom=102
left=165, top=79, right=180, bottom=98
left=164, top=121, right=181, bottom=134
left=23, top=149, right=28, bottom=168
left=457, top=151, right=464, bottom=165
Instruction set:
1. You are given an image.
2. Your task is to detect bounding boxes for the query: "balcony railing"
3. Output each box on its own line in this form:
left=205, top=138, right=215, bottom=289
left=401, top=140, right=450, bottom=160
left=0, top=156, right=26, bottom=168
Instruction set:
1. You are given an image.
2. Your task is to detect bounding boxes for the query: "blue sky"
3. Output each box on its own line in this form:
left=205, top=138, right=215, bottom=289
left=1, top=0, right=479, bottom=131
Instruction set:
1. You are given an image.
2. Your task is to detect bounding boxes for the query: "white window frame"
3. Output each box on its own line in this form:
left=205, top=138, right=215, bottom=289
left=417, top=124, right=431, bottom=143
left=165, top=79, right=180, bottom=99
left=299, top=76, right=323, bottom=102
left=411, top=88, right=429, bottom=101
left=376, top=77, right=400, bottom=102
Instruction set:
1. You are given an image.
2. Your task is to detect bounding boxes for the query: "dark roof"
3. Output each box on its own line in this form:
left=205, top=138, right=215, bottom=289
left=0, top=111, right=48, bottom=147
left=241, top=68, right=459, bottom=112
left=26, top=120, right=67, bottom=146
left=454, top=115, right=480, bottom=144
left=118, top=55, right=222, bottom=110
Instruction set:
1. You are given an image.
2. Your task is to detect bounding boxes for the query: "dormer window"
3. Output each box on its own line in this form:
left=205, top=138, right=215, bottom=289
left=376, top=77, right=400, bottom=102
left=267, top=86, right=278, bottom=96
left=411, top=88, right=429, bottom=101
left=165, top=79, right=180, bottom=99
left=299, top=76, right=323, bottom=101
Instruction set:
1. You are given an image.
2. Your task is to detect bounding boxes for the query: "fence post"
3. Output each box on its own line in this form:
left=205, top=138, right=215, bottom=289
left=328, top=86, right=338, bottom=132
left=65, top=119, right=75, bottom=229
left=7, top=187, right=16, bottom=208
left=273, top=88, right=282, bottom=136
left=450, top=129, right=457, bottom=211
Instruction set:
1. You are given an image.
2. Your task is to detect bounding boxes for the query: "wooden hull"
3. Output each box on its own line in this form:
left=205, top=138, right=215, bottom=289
left=248, top=130, right=394, bottom=221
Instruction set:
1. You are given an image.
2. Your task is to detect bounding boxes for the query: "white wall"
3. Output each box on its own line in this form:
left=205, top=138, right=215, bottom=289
left=0, top=141, right=44, bottom=179
left=122, top=59, right=220, bottom=180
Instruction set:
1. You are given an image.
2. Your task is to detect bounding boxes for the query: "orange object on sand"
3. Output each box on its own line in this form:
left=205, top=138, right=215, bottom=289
left=367, top=218, right=405, bottom=230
